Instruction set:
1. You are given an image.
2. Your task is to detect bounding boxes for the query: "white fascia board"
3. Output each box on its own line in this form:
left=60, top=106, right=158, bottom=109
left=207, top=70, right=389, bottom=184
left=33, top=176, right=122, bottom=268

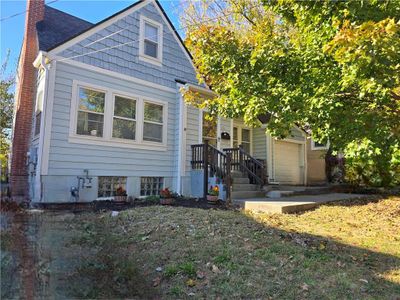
left=185, top=83, right=217, bottom=97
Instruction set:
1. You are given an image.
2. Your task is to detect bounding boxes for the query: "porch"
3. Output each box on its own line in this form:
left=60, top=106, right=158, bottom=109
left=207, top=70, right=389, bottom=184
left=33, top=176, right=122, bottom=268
left=190, top=141, right=268, bottom=204
left=189, top=142, right=360, bottom=213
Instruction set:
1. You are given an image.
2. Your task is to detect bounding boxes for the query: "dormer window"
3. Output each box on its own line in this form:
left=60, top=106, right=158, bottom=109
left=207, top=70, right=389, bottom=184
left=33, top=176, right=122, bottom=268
left=144, top=23, right=159, bottom=58
left=139, top=16, right=163, bottom=66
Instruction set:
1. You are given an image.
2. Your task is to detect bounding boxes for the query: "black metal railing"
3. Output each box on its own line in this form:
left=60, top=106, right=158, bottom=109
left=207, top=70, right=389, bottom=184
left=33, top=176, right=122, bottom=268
left=191, top=141, right=232, bottom=204
left=191, top=141, right=268, bottom=203
left=223, top=145, right=267, bottom=186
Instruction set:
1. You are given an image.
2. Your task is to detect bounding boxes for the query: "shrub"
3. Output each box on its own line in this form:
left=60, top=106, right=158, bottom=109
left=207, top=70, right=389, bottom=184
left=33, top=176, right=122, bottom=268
left=144, top=195, right=160, bottom=203
left=344, top=139, right=400, bottom=187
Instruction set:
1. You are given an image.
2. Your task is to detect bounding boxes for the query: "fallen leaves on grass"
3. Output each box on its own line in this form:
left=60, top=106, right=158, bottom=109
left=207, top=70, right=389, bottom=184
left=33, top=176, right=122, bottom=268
left=63, top=198, right=400, bottom=299
left=153, top=277, right=161, bottom=287
left=186, top=279, right=196, bottom=287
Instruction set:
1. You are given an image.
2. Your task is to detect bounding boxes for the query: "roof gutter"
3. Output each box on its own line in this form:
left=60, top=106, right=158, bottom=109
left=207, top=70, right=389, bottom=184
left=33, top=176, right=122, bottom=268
left=181, top=83, right=217, bottom=98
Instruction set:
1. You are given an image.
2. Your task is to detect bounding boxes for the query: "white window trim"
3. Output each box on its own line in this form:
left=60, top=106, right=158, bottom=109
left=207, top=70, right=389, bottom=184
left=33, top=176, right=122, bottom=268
left=111, top=93, right=138, bottom=142
left=69, top=80, right=168, bottom=151
left=74, top=84, right=107, bottom=138
left=231, top=121, right=253, bottom=155
left=240, top=127, right=252, bottom=153
left=139, top=15, right=163, bottom=66
left=142, top=99, right=167, bottom=144
left=311, top=139, right=329, bottom=150
left=34, top=81, right=45, bottom=137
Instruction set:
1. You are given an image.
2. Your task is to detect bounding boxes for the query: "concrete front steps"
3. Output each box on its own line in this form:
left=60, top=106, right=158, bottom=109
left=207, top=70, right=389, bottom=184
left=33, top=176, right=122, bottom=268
left=231, top=171, right=265, bottom=200
left=230, top=173, right=354, bottom=213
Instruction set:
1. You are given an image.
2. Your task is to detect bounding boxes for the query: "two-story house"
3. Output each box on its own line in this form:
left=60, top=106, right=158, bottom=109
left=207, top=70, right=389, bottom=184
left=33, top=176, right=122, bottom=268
left=10, top=0, right=327, bottom=203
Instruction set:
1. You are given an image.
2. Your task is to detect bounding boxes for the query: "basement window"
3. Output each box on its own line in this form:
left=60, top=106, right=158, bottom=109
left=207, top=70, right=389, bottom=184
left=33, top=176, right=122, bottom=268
left=140, top=177, right=164, bottom=196
left=98, top=176, right=127, bottom=198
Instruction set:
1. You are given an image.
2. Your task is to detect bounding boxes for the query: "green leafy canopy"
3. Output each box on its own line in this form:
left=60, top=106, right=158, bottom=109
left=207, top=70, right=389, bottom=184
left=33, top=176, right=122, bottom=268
left=184, top=0, right=400, bottom=186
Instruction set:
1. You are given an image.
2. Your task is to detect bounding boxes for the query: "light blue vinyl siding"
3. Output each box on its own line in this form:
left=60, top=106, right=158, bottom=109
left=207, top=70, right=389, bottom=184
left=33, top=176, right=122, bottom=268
left=47, top=62, right=178, bottom=177
left=58, top=2, right=198, bottom=89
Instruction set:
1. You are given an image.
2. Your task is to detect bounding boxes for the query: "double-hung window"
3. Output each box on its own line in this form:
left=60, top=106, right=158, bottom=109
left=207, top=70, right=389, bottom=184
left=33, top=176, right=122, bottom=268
left=144, top=23, right=159, bottom=58
left=140, top=16, right=163, bottom=65
left=76, top=87, right=105, bottom=137
left=241, top=129, right=251, bottom=153
left=112, top=95, right=137, bottom=140
left=143, top=102, right=164, bottom=143
left=71, top=82, right=167, bottom=149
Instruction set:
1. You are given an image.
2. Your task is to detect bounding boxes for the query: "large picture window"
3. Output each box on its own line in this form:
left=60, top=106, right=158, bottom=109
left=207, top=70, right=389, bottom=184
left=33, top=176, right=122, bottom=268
left=70, top=82, right=167, bottom=149
left=77, top=87, right=105, bottom=137
left=113, top=96, right=137, bottom=140
left=143, top=102, right=164, bottom=143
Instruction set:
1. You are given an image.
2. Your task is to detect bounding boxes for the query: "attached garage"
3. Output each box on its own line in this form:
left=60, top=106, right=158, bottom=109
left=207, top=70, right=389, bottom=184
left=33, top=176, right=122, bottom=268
left=274, top=140, right=303, bottom=184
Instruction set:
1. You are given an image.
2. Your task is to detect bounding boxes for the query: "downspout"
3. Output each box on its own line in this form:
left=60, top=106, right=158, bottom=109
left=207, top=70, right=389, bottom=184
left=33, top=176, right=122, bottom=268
left=33, top=51, right=51, bottom=202
left=176, top=84, right=185, bottom=194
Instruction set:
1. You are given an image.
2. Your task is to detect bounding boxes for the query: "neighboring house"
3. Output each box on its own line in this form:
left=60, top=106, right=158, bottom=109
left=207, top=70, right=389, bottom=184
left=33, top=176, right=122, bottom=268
left=307, top=139, right=328, bottom=185
left=11, top=0, right=326, bottom=203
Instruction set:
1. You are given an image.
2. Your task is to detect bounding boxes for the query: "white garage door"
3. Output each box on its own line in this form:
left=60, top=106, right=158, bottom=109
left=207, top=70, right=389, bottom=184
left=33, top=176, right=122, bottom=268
left=274, top=141, right=302, bottom=184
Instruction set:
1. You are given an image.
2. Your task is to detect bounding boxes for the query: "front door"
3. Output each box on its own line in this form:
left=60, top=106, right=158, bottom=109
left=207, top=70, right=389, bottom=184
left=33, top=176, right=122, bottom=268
left=232, top=125, right=251, bottom=154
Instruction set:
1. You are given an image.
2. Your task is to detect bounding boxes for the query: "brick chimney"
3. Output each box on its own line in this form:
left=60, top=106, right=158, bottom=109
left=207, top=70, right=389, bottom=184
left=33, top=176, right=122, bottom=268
left=10, top=0, right=45, bottom=201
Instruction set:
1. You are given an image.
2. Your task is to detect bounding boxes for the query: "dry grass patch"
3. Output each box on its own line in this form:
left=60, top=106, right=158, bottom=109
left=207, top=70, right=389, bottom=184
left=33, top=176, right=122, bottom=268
left=67, top=197, right=400, bottom=299
left=252, top=196, right=400, bottom=257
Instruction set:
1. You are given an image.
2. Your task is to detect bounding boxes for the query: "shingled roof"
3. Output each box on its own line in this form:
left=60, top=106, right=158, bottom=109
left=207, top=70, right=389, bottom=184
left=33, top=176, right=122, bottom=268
left=36, top=5, right=93, bottom=51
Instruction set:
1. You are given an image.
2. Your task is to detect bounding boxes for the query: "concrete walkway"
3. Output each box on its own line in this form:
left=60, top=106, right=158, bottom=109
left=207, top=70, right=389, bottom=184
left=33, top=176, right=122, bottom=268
left=234, top=193, right=366, bottom=213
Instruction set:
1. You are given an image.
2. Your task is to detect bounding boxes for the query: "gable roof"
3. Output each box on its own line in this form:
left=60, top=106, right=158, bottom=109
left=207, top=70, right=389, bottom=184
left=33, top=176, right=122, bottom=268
left=36, top=5, right=93, bottom=51
left=43, top=0, right=193, bottom=60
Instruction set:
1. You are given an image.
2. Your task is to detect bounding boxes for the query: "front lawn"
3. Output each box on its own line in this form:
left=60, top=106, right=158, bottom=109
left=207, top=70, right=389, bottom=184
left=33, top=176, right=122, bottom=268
left=67, top=196, right=400, bottom=299
left=1, top=196, right=399, bottom=299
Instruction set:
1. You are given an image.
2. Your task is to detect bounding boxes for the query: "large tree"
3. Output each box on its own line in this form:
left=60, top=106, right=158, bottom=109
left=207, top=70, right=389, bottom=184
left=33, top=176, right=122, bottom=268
left=183, top=0, right=400, bottom=186
left=0, top=51, right=14, bottom=181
